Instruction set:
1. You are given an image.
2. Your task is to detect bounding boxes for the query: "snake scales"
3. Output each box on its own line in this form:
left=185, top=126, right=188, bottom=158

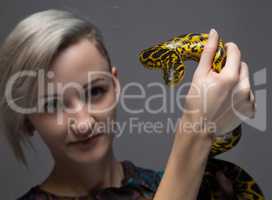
left=138, top=33, right=265, bottom=200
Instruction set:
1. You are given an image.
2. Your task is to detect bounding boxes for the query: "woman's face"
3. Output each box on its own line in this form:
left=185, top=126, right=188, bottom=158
left=28, top=39, right=120, bottom=164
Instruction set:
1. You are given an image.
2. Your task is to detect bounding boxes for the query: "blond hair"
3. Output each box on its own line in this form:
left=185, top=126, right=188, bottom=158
left=0, top=9, right=112, bottom=167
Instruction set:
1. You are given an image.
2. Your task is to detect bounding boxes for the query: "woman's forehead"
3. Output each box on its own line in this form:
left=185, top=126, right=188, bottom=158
left=50, top=39, right=109, bottom=82
left=36, top=39, right=112, bottom=99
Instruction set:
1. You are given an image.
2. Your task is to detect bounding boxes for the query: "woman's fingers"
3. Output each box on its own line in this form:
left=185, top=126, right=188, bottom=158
left=249, top=89, right=255, bottom=103
left=197, top=29, right=219, bottom=76
left=221, top=42, right=241, bottom=79
left=249, top=90, right=256, bottom=115
left=215, top=99, right=255, bottom=136
left=239, top=61, right=249, bottom=80
left=235, top=100, right=255, bottom=119
left=233, top=62, right=250, bottom=102
left=232, top=62, right=254, bottom=104
left=186, top=31, right=255, bottom=136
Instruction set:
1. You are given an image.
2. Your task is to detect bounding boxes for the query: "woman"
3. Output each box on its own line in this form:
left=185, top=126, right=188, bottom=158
left=0, top=10, right=256, bottom=200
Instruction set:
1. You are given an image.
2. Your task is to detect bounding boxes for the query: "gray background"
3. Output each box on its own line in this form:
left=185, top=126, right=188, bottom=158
left=0, top=0, right=271, bottom=199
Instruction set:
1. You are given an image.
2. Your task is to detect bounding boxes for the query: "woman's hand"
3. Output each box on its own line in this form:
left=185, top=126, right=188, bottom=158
left=214, top=60, right=256, bottom=136
left=153, top=29, right=256, bottom=200
left=180, top=29, right=256, bottom=137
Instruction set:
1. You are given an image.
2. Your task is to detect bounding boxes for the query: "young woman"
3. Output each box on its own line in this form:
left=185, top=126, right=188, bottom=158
left=0, top=10, right=256, bottom=200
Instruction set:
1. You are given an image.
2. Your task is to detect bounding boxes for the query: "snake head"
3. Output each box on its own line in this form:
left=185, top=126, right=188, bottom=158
left=139, top=44, right=185, bottom=87
left=138, top=46, right=166, bottom=70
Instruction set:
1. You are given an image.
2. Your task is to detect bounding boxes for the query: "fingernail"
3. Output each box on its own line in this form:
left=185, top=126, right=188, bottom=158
left=209, top=28, right=217, bottom=38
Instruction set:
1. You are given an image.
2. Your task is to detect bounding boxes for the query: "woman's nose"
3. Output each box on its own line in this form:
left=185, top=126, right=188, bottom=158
left=70, top=116, right=95, bottom=138
left=68, top=102, right=96, bottom=138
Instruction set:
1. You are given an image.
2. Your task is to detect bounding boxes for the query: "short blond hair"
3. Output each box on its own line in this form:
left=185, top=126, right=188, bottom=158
left=0, top=9, right=112, bottom=167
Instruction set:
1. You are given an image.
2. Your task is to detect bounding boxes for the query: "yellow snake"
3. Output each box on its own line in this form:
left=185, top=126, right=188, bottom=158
left=138, top=32, right=265, bottom=200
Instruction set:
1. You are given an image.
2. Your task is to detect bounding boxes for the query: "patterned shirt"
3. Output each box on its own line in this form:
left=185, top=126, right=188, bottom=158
left=17, top=158, right=263, bottom=200
left=17, top=160, right=163, bottom=200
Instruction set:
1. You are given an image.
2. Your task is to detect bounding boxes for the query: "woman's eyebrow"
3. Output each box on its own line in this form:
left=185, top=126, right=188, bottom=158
left=83, top=77, right=106, bottom=90
left=42, top=77, right=106, bottom=99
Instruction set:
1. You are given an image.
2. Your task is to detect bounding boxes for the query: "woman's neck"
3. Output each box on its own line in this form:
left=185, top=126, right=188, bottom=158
left=38, top=151, right=124, bottom=197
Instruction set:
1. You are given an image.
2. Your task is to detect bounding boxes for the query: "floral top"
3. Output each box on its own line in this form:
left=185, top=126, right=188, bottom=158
left=17, top=158, right=264, bottom=200
left=17, top=160, right=163, bottom=200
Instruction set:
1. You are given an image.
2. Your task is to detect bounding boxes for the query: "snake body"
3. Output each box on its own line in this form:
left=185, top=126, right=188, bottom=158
left=138, top=33, right=265, bottom=199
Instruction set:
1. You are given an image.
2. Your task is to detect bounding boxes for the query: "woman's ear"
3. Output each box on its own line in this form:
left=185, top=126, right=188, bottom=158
left=111, top=66, right=118, bottom=78
left=111, top=66, right=121, bottom=98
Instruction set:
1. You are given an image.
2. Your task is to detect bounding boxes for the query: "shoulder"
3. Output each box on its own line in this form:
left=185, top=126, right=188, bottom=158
left=16, top=186, right=48, bottom=200
left=16, top=160, right=165, bottom=200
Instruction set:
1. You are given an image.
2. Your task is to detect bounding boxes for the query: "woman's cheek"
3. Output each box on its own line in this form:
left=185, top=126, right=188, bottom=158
left=34, top=117, right=65, bottom=145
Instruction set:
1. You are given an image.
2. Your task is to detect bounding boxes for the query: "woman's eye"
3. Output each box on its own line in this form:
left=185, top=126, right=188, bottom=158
left=87, top=86, right=106, bottom=100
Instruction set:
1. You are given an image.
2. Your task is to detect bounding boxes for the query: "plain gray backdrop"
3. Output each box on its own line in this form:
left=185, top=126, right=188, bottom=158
left=0, top=0, right=271, bottom=199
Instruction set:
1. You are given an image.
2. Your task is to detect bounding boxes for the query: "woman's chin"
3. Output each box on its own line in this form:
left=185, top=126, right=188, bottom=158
left=66, top=134, right=113, bottom=163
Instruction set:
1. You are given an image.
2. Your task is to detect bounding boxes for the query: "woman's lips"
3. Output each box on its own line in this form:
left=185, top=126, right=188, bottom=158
left=70, top=133, right=102, bottom=146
